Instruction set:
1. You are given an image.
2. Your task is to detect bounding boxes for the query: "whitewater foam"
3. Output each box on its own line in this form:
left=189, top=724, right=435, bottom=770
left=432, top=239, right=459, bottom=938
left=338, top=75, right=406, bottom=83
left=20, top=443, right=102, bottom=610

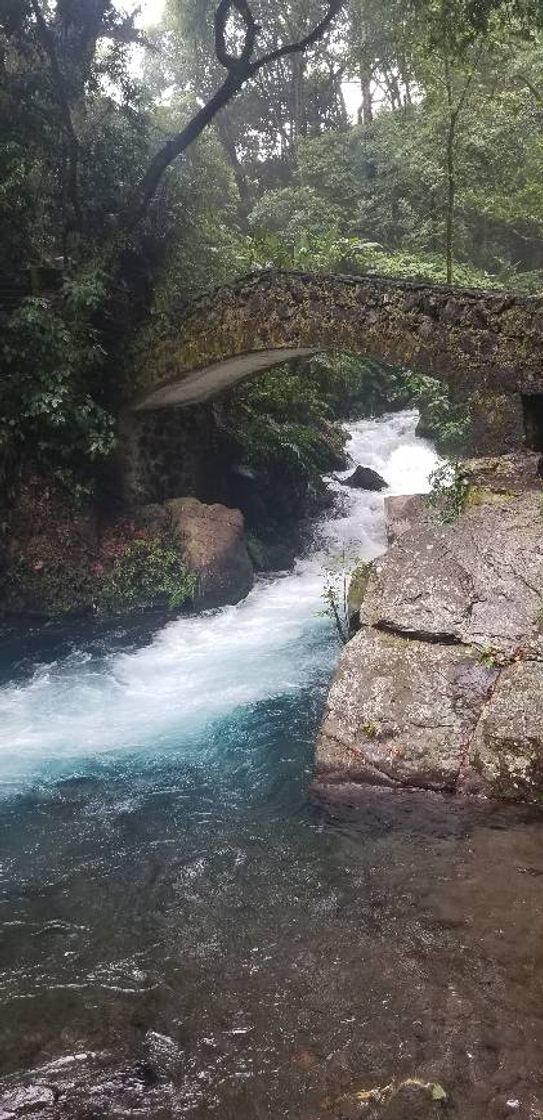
left=0, top=411, right=437, bottom=782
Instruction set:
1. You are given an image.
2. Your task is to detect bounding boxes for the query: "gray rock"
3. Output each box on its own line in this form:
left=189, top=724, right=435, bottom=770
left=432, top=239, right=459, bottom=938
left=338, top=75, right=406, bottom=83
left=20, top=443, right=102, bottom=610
left=0, top=1085, right=55, bottom=1116
left=343, top=465, right=387, bottom=491
left=468, top=661, right=543, bottom=801
left=361, top=493, right=543, bottom=656
left=384, top=493, right=428, bottom=544
left=462, top=451, right=542, bottom=494
left=316, top=629, right=498, bottom=792
left=347, top=562, right=372, bottom=634
left=317, top=489, right=543, bottom=802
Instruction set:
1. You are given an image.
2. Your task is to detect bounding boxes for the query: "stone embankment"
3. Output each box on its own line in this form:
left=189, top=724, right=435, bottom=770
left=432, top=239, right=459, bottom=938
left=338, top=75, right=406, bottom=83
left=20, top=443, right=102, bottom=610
left=316, top=453, right=543, bottom=802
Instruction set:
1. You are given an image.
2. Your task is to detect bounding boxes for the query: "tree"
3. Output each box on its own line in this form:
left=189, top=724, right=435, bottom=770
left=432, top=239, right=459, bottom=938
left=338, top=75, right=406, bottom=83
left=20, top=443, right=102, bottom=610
left=153, top=0, right=349, bottom=204
left=124, top=0, right=345, bottom=228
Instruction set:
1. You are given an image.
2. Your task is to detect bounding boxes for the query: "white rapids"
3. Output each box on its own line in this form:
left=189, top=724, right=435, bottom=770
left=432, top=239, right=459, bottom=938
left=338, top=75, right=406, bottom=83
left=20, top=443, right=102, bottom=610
left=0, top=411, right=437, bottom=785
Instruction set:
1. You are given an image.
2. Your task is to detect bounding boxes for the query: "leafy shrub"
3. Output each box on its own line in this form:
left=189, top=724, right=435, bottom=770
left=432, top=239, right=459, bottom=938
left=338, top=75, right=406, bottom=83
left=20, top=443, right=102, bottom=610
left=0, top=282, right=114, bottom=494
left=427, top=461, right=471, bottom=521
left=218, top=362, right=349, bottom=523
left=97, top=535, right=196, bottom=614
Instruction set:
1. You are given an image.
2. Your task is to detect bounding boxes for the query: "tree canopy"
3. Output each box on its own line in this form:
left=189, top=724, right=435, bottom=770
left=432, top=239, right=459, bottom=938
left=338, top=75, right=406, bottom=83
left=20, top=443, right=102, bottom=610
left=2, top=0, right=543, bottom=494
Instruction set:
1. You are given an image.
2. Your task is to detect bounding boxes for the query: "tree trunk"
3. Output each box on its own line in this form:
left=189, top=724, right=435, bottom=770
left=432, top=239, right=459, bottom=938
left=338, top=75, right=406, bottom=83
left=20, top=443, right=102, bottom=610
left=445, top=113, right=456, bottom=284
left=360, top=71, right=373, bottom=124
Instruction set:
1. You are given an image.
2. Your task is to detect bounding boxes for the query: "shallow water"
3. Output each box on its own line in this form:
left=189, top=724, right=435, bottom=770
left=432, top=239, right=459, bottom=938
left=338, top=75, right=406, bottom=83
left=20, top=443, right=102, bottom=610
left=1, top=413, right=542, bottom=1120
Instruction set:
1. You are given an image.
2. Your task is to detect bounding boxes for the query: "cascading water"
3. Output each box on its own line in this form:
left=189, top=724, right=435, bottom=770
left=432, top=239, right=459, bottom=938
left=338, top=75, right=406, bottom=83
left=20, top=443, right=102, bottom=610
left=1, top=411, right=543, bottom=1120
left=0, top=411, right=435, bottom=786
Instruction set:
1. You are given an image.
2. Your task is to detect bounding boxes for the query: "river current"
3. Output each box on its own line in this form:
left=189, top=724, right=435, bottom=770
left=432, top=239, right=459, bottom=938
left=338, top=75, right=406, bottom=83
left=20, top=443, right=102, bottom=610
left=1, top=412, right=542, bottom=1120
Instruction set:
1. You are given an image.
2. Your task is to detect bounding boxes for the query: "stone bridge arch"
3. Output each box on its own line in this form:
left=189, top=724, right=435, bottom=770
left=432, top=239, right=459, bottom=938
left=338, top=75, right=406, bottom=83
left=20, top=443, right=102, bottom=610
left=124, top=270, right=543, bottom=502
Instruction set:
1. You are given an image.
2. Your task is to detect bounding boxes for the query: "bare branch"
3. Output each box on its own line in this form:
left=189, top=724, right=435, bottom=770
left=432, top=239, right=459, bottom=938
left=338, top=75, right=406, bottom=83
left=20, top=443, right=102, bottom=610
left=214, top=0, right=257, bottom=71
left=247, top=0, right=343, bottom=76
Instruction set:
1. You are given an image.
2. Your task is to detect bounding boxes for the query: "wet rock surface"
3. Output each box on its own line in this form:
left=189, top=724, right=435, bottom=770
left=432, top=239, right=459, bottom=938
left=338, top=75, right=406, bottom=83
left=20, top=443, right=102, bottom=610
left=384, top=494, right=428, bottom=543
left=317, top=488, right=543, bottom=800
left=316, top=630, right=497, bottom=791
left=167, top=497, right=254, bottom=609
left=361, top=493, right=543, bottom=655
left=142, top=496, right=254, bottom=609
left=342, top=466, right=388, bottom=491
left=462, top=450, right=542, bottom=494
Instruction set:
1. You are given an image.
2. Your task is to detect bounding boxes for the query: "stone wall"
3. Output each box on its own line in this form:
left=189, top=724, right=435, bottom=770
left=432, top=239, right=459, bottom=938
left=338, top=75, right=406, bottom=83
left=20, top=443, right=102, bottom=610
left=118, top=404, right=224, bottom=506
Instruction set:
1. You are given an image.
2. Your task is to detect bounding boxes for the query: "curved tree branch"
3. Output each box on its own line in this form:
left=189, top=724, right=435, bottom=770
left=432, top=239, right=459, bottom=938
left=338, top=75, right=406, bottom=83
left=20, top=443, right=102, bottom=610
left=247, top=0, right=343, bottom=75
left=123, top=0, right=343, bottom=231
left=214, top=0, right=258, bottom=71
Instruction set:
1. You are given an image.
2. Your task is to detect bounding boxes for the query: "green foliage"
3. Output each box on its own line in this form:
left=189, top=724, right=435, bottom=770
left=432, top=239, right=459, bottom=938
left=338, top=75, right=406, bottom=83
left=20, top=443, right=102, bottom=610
left=220, top=362, right=348, bottom=495
left=0, top=293, right=114, bottom=490
left=145, top=124, right=247, bottom=315
left=243, top=227, right=365, bottom=274
left=248, top=186, right=345, bottom=246
left=244, top=170, right=509, bottom=285
left=400, top=371, right=472, bottom=454
left=361, top=721, right=377, bottom=738
left=97, top=535, right=196, bottom=614
left=306, top=352, right=472, bottom=455
left=427, top=460, right=471, bottom=520
left=478, top=643, right=502, bottom=668
left=6, top=553, right=92, bottom=618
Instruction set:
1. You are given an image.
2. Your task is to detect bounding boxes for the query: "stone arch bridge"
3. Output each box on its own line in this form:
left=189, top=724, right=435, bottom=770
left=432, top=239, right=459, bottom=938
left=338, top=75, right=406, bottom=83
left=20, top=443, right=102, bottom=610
left=124, top=270, right=543, bottom=502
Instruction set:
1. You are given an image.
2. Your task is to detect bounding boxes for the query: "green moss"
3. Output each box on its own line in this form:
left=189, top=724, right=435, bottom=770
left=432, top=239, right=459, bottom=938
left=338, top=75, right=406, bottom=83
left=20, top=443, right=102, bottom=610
left=478, top=644, right=501, bottom=668
left=4, top=554, right=94, bottom=617
left=5, top=526, right=196, bottom=619
left=466, top=487, right=517, bottom=508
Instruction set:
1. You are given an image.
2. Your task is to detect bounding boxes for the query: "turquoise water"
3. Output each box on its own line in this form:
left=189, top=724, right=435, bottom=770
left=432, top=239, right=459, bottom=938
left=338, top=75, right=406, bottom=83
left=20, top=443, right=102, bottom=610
left=1, top=414, right=543, bottom=1120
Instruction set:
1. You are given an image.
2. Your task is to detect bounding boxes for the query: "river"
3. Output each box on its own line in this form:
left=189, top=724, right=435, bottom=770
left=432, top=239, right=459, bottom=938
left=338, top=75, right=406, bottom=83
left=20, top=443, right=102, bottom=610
left=0, top=411, right=542, bottom=1120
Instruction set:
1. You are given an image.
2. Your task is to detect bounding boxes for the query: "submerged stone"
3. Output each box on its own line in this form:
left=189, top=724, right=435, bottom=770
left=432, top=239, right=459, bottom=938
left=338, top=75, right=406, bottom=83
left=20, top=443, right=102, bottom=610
left=342, top=465, right=387, bottom=491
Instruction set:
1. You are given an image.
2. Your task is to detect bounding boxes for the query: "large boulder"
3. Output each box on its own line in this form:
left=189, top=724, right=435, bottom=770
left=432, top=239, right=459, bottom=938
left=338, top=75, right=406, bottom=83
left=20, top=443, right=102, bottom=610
left=165, top=497, right=254, bottom=609
left=462, top=450, right=542, bottom=494
left=317, top=490, right=543, bottom=802
left=316, top=629, right=498, bottom=791
left=468, top=660, right=543, bottom=800
left=361, top=493, right=543, bottom=656
left=343, top=465, right=388, bottom=491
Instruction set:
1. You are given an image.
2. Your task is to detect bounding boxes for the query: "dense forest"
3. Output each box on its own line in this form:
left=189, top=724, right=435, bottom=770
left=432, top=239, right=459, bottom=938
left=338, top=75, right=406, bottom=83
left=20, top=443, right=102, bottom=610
left=2, top=0, right=543, bottom=613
